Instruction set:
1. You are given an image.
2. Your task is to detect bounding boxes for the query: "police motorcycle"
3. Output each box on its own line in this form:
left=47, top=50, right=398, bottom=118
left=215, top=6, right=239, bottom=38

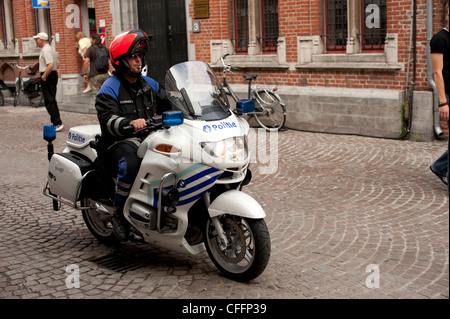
left=43, top=61, right=271, bottom=282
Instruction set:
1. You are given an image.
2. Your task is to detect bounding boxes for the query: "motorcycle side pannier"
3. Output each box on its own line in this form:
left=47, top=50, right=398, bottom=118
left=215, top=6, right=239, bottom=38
left=47, top=152, right=92, bottom=203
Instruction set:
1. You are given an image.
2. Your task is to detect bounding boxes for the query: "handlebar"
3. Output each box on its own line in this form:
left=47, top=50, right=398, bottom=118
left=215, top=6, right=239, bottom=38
left=121, top=116, right=163, bottom=135
left=14, top=64, right=33, bottom=71
left=13, top=64, right=36, bottom=76
left=219, top=53, right=238, bottom=74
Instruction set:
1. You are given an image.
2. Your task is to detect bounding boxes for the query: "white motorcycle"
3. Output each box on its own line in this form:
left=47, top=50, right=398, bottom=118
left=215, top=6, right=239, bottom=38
left=43, top=61, right=270, bottom=282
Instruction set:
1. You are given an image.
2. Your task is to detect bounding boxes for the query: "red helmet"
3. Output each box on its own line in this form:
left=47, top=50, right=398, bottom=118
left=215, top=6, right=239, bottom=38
left=109, top=29, right=150, bottom=76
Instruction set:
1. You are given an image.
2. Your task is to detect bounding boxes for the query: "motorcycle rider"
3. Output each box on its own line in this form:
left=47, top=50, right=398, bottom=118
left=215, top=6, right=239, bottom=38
left=95, top=29, right=170, bottom=241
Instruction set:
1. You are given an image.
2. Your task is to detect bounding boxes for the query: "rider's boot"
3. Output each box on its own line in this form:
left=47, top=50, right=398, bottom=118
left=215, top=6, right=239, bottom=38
left=112, top=209, right=129, bottom=241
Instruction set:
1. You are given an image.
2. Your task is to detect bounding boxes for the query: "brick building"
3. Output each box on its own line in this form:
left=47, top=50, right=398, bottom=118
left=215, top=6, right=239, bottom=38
left=0, top=0, right=448, bottom=140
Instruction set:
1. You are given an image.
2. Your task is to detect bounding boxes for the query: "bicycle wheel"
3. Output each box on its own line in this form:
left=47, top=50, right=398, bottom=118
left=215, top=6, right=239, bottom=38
left=13, top=81, right=20, bottom=107
left=253, top=89, right=286, bottom=131
left=29, top=87, right=43, bottom=107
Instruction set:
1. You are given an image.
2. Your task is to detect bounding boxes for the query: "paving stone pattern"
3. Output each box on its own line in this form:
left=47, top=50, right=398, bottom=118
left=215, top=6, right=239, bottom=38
left=0, top=106, right=448, bottom=299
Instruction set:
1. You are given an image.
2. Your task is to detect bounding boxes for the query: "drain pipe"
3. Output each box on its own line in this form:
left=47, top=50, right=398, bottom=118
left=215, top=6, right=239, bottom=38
left=409, top=0, right=417, bottom=137
left=401, top=0, right=415, bottom=139
left=427, top=0, right=444, bottom=136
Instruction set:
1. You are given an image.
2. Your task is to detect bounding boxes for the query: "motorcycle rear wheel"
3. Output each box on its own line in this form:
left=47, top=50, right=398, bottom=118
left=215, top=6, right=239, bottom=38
left=205, top=215, right=271, bottom=282
left=81, top=197, right=118, bottom=244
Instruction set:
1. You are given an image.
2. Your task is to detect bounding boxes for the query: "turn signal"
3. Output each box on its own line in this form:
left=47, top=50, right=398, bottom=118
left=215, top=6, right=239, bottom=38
left=155, top=144, right=180, bottom=154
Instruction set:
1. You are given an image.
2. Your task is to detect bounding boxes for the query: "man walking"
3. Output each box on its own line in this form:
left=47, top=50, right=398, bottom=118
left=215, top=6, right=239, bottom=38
left=429, top=1, right=449, bottom=190
left=34, top=32, right=63, bottom=132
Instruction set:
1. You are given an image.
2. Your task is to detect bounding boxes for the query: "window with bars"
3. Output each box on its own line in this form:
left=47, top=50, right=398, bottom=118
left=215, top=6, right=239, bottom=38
left=326, top=0, right=347, bottom=51
left=261, top=0, right=278, bottom=53
left=233, top=0, right=249, bottom=53
left=361, top=0, right=386, bottom=51
left=233, top=0, right=279, bottom=54
left=326, top=0, right=387, bottom=52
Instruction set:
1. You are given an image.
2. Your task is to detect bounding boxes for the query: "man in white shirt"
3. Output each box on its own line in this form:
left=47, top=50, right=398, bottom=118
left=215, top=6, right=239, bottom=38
left=34, top=32, right=63, bottom=132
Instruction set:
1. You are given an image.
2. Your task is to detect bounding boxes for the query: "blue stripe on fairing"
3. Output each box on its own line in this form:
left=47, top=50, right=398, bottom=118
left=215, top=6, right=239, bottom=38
left=145, top=164, right=204, bottom=204
left=149, top=166, right=222, bottom=207
left=144, top=163, right=205, bottom=188
left=177, top=189, right=210, bottom=206
left=182, top=167, right=221, bottom=186
left=178, top=169, right=222, bottom=198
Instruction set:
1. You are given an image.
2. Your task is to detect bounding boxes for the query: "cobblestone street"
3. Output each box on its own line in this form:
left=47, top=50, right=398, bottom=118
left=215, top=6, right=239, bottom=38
left=0, top=105, right=448, bottom=300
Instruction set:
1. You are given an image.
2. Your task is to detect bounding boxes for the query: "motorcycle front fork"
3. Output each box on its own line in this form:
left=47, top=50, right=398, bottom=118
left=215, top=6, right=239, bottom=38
left=203, top=192, right=229, bottom=250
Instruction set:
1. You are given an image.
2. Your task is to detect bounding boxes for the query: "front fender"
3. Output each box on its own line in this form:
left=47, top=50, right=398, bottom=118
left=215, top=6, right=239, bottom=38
left=208, top=190, right=265, bottom=219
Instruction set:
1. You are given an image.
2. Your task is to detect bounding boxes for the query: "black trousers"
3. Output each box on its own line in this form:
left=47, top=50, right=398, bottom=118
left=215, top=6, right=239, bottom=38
left=41, top=71, right=62, bottom=126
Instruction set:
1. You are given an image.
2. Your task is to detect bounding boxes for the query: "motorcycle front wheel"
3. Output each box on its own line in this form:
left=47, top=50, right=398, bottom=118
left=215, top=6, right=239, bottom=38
left=81, top=197, right=118, bottom=244
left=205, top=215, right=271, bottom=282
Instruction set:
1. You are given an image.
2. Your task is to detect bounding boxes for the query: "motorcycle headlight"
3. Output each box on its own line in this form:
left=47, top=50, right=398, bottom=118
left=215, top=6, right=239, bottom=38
left=201, top=136, right=247, bottom=161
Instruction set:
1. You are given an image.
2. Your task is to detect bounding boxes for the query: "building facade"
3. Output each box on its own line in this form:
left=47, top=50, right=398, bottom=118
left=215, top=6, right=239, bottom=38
left=0, top=0, right=448, bottom=140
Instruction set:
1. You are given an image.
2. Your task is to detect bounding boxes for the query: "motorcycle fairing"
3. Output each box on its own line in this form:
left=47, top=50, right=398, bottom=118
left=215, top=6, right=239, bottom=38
left=144, top=163, right=222, bottom=208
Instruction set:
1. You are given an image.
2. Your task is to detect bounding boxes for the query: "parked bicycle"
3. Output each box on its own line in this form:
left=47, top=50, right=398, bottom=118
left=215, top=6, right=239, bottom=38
left=219, top=53, right=286, bottom=131
left=13, top=64, right=43, bottom=107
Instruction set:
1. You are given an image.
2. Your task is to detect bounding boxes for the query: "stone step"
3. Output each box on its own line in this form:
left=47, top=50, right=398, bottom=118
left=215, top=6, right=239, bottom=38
left=59, top=92, right=96, bottom=114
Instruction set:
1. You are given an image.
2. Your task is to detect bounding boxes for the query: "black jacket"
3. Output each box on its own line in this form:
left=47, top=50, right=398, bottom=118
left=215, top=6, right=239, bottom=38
left=95, top=74, right=170, bottom=149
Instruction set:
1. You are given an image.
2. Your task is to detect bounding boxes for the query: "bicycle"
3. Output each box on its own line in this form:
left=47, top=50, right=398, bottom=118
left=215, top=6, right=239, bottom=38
left=219, top=53, right=286, bottom=131
left=13, top=64, right=43, bottom=107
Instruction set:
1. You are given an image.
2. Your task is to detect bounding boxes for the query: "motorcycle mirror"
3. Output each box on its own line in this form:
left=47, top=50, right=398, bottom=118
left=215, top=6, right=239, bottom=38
left=43, top=125, right=56, bottom=142
left=236, top=99, right=255, bottom=114
left=162, top=111, right=184, bottom=127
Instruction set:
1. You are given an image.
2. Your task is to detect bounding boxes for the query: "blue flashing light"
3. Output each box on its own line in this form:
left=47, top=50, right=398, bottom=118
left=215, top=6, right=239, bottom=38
left=163, top=111, right=184, bottom=127
left=43, top=125, right=56, bottom=142
left=236, top=99, right=255, bottom=114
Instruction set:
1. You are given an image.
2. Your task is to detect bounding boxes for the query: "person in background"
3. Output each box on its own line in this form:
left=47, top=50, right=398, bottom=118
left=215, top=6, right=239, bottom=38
left=75, top=32, right=92, bottom=94
left=34, top=32, right=63, bottom=132
left=82, top=33, right=110, bottom=96
left=429, top=0, right=449, bottom=191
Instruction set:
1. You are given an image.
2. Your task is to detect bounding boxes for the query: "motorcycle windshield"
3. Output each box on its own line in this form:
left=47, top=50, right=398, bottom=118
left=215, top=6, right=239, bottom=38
left=165, top=61, right=231, bottom=120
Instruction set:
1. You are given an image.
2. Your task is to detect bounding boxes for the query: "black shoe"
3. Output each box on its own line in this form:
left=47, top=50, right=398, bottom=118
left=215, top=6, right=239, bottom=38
left=112, top=214, right=130, bottom=242
left=430, top=166, right=448, bottom=186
